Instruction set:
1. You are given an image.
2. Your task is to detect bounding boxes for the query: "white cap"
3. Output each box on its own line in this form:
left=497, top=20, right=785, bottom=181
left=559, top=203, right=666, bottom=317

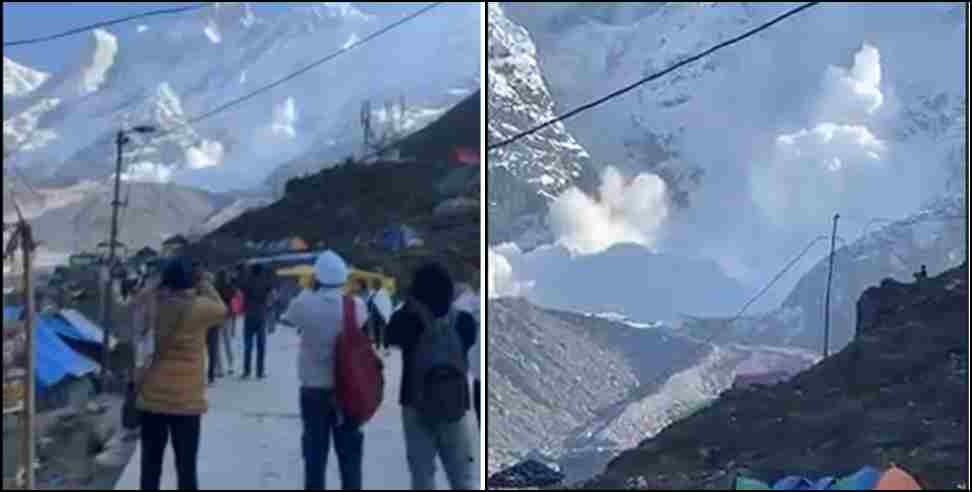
left=313, top=250, right=349, bottom=287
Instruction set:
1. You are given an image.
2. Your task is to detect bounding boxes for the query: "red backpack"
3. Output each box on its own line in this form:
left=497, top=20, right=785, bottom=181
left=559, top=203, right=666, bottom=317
left=230, top=290, right=244, bottom=315
left=336, top=296, right=384, bottom=423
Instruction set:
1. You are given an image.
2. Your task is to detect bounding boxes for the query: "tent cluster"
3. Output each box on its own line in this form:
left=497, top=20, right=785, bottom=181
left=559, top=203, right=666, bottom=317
left=244, top=236, right=310, bottom=255
left=733, top=465, right=922, bottom=490
left=3, top=306, right=114, bottom=391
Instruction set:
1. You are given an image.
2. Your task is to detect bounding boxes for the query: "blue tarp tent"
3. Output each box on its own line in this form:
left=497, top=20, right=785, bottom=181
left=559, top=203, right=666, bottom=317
left=381, top=224, right=422, bottom=252
left=3, top=306, right=100, bottom=388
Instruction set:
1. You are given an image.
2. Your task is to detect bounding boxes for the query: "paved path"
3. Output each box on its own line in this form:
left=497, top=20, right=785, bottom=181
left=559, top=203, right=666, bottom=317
left=116, top=325, right=481, bottom=489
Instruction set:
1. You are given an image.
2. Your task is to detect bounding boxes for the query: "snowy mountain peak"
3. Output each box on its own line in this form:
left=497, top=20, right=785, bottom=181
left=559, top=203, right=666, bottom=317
left=488, top=3, right=597, bottom=247
left=3, top=57, right=49, bottom=97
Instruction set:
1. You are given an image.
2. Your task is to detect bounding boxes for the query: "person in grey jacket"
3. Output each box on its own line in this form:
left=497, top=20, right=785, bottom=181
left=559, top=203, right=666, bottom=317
left=283, top=250, right=369, bottom=490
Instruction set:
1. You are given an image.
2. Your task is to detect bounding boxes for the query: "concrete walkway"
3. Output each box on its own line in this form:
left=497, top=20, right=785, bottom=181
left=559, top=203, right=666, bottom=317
left=115, top=325, right=480, bottom=489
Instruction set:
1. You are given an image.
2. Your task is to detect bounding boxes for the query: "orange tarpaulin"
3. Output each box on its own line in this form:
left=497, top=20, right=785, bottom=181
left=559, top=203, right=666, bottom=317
left=875, top=466, right=922, bottom=490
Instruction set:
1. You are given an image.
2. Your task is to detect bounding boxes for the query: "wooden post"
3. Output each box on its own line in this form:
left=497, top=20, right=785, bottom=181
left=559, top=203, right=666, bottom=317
left=20, top=222, right=36, bottom=490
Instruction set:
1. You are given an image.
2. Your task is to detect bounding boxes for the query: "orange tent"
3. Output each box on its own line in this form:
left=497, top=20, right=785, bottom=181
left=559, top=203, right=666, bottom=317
left=874, top=466, right=922, bottom=490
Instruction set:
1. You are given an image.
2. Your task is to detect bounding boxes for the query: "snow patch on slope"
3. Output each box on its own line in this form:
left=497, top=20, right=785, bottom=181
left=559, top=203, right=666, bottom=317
left=3, top=57, right=49, bottom=97
left=80, top=29, right=118, bottom=95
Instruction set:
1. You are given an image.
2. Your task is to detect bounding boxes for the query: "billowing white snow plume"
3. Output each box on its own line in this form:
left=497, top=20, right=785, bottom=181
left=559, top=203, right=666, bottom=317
left=753, top=122, right=887, bottom=227
left=80, top=29, right=118, bottom=95
left=549, top=166, right=669, bottom=255
left=817, top=42, right=883, bottom=123
left=488, top=246, right=533, bottom=299
left=186, top=139, right=225, bottom=169
left=752, top=43, right=897, bottom=230
left=509, top=4, right=964, bottom=306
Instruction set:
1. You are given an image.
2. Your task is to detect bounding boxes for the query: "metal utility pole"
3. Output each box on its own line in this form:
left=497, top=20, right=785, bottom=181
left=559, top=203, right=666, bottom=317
left=20, top=221, right=37, bottom=491
left=823, top=213, right=840, bottom=358
left=101, top=126, right=155, bottom=386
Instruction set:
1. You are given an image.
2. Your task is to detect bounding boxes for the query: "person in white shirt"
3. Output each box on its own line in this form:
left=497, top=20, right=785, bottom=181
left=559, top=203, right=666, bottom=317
left=283, top=250, right=369, bottom=490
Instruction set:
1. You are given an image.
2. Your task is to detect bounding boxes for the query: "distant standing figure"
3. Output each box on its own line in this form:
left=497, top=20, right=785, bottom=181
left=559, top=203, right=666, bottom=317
left=914, top=264, right=929, bottom=284
left=215, top=271, right=238, bottom=376
left=241, top=263, right=274, bottom=379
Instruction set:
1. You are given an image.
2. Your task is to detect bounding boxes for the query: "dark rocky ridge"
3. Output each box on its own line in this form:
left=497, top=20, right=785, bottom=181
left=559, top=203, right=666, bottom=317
left=582, top=263, right=968, bottom=490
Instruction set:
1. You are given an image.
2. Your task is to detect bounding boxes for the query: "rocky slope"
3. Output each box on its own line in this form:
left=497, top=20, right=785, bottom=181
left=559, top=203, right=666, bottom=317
left=191, top=95, right=482, bottom=289
left=488, top=298, right=818, bottom=484
left=487, top=3, right=597, bottom=248
left=679, top=194, right=966, bottom=353
left=3, top=3, right=478, bottom=191
left=584, top=263, right=968, bottom=490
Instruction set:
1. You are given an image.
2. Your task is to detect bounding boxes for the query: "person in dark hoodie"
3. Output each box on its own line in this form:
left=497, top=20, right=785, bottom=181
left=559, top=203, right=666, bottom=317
left=241, top=263, right=274, bottom=379
left=385, top=262, right=478, bottom=490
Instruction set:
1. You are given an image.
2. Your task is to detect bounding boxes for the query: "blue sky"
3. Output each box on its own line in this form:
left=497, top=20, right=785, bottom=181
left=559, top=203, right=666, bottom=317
left=2, top=3, right=429, bottom=74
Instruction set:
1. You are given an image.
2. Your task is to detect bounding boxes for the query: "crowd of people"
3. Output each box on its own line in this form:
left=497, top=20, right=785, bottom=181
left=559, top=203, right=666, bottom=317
left=125, top=248, right=481, bottom=490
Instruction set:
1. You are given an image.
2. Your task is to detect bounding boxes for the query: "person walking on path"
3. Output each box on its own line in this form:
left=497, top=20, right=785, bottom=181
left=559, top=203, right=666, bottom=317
left=283, top=250, right=370, bottom=490
left=241, top=263, right=274, bottom=379
left=366, top=278, right=393, bottom=353
left=385, top=263, right=478, bottom=490
left=215, top=271, right=238, bottom=376
left=136, top=256, right=228, bottom=490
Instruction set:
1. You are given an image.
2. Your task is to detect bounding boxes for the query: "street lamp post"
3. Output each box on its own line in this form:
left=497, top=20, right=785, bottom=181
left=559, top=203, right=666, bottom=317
left=101, top=125, right=156, bottom=387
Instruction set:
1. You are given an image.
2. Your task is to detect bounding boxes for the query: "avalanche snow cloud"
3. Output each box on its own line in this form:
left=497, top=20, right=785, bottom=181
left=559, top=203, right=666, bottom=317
left=752, top=43, right=896, bottom=230
left=488, top=246, right=533, bottom=299
left=549, top=166, right=669, bottom=255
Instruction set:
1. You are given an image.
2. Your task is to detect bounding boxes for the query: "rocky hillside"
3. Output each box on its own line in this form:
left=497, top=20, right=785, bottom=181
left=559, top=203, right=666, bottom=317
left=265, top=90, right=480, bottom=196
left=584, top=263, right=968, bottom=490
left=2, top=178, right=262, bottom=268
left=680, top=195, right=966, bottom=353
left=192, top=88, right=481, bottom=288
left=487, top=3, right=597, bottom=248
left=488, top=298, right=818, bottom=484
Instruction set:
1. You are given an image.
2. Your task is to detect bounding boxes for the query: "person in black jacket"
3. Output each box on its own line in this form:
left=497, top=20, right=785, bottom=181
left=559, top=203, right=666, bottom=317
left=240, top=263, right=274, bottom=379
left=385, top=262, right=477, bottom=490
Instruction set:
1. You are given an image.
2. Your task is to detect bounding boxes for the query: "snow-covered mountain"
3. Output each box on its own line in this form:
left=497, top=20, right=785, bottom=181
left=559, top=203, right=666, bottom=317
left=499, top=2, right=966, bottom=295
left=3, top=2, right=479, bottom=192
left=3, top=57, right=49, bottom=99
left=487, top=3, right=597, bottom=248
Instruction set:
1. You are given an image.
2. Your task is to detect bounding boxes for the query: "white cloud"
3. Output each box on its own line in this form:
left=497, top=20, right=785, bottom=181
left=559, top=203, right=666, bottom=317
left=488, top=246, right=533, bottom=299
left=817, top=43, right=883, bottom=123
left=185, top=139, right=225, bottom=169
left=80, top=29, right=118, bottom=94
left=136, top=25, right=149, bottom=33
left=271, top=97, right=298, bottom=138
left=548, top=166, right=669, bottom=255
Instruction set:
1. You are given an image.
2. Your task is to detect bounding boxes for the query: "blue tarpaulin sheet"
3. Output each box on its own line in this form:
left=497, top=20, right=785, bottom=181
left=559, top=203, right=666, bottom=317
left=4, top=306, right=100, bottom=388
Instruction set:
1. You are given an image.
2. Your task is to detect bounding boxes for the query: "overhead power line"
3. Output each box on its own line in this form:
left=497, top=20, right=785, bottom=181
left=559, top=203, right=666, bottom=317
left=487, top=2, right=821, bottom=151
left=3, top=3, right=213, bottom=47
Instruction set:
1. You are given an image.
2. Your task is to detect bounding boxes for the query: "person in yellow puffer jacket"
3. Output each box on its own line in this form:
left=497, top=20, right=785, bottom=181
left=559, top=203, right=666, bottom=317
left=137, top=256, right=227, bottom=490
